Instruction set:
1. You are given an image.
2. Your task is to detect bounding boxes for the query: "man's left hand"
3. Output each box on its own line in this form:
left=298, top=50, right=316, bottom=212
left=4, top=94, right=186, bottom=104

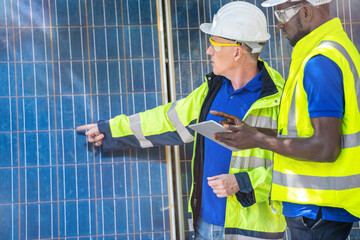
left=207, top=174, right=240, bottom=198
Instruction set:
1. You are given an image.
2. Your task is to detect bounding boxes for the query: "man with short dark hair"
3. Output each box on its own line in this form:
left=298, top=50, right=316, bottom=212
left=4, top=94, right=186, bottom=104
left=212, top=0, right=360, bottom=239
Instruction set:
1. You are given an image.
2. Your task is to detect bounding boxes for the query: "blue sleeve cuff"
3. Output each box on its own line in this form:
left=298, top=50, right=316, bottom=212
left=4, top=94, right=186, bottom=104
left=97, top=120, right=131, bottom=152
left=234, top=172, right=255, bottom=207
left=309, top=110, right=343, bottom=119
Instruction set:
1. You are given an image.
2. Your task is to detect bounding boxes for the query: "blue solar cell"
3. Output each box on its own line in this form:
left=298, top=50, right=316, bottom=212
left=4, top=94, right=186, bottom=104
left=25, top=168, right=40, bottom=202
left=0, top=169, right=12, bottom=204
left=0, top=98, right=10, bottom=131
left=39, top=203, right=53, bottom=238
left=62, top=201, right=78, bottom=237
left=0, top=0, right=7, bottom=27
left=39, top=167, right=52, bottom=201
left=134, top=197, right=152, bottom=232
left=115, top=198, right=133, bottom=234
left=77, top=200, right=91, bottom=235
left=37, top=132, right=51, bottom=165
left=24, top=204, right=40, bottom=238
left=113, top=163, right=132, bottom=197
left=101, top=199, right=116, bottom=234
left=67, top=0, right=83, bottom=26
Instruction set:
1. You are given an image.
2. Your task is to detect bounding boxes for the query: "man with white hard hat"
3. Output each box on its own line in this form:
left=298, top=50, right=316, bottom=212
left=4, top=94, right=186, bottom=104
left=212, top=0, right=360, bottom=239
left=77, top=2, right=286, bottom=239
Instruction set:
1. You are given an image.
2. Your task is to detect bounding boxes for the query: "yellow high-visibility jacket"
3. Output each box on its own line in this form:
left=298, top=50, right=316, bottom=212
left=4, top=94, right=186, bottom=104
left=99, top=60, right=286, bottom=239
left=273, top=18, right=360, bottom=219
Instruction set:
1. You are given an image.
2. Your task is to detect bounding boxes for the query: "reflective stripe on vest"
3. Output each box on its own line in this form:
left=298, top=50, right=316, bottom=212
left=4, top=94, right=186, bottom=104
left=342, top=131, right=360, bottom=148
left=230, top=156, right=271, bottom=169
left=319, top=41, right=360, bottom=149
left=225, top=228, right=284, bottom=240
left=129, top=113, right=154, bottom=148
left=320, top=41, right=360, bottom=113
left=244, top=114, right=277, bottom=129
left=279, top=84, right=298, bottom=138
left=283, top=40, right=360, bottom=148
left=225, top=234, right=283, bottom=240
left=273, top=170, right=360, bottom=190
left=167, top=101, right=194, bottom=143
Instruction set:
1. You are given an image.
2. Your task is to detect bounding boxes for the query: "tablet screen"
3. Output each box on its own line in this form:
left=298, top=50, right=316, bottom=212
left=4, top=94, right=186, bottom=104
left=188, top=120, right=239, bottom=151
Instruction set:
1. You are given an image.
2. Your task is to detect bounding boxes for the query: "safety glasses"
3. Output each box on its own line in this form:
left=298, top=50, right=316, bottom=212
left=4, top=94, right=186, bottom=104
left=209, top=37, right=243, bottom=52
left=274, top=3, right=305, bottom=24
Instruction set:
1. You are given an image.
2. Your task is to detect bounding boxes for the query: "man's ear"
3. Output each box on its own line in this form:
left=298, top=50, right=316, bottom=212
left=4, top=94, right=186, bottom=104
left=234, top=47, right=243, bottom=61
left=302, top=5, right=313, bottom=22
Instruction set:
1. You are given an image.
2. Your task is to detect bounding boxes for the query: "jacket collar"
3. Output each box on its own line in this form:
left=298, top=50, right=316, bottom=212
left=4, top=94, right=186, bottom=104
left=292, top=18, right=343, bottom=61
left=258, top=60, right=279, bottom=99
left=206, top=60, right=279, bottom=100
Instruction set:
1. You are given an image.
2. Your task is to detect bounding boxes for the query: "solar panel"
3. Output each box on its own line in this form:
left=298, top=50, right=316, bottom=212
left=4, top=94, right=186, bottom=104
left=1, top=0, right=360, bottom=239
left=0, top=0, right=171, bottom=239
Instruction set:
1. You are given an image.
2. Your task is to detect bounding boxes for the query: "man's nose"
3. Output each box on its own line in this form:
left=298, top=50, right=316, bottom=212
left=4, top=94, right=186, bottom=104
left=206, top=46, right=214, bottom=55
left=277, top=21, right=284, bottom=30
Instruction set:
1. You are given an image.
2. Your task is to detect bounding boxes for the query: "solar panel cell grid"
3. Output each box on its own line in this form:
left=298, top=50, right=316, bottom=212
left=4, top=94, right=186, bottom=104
left=1, top=0, right=360, bottom=239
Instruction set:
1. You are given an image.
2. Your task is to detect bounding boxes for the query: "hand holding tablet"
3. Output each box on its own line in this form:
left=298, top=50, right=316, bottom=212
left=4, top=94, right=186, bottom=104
left=188, top=120, right=239, bottom=151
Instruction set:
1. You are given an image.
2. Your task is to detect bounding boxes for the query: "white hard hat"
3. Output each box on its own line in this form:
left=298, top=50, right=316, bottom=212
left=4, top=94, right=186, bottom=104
left=262, top=0, right=332, bottom=7
left=200, top=2, right=270, bottom=53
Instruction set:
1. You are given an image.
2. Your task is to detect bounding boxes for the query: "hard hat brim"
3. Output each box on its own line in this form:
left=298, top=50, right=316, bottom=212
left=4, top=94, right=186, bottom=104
left=261, top=0, right=299, bottom=7
left=199, top=23, right=213, bottom=36
left=262, top=0, right=331, bottom=7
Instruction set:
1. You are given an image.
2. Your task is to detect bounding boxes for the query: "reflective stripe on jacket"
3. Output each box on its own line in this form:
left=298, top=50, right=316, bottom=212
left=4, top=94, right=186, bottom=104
left=273, top=18, right=360, bottom=218
left=223, top=61, right=286, bottom=240
left=98, top=60, right=286, bottom=239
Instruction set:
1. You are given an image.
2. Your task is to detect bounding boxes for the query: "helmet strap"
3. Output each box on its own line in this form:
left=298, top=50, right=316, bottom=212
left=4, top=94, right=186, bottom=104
left=243, top=42, right=264, bottom=54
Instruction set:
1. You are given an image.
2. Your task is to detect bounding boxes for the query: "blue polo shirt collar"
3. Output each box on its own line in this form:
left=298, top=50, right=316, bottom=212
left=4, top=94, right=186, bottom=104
left=222, top=69, right=263, bottom=96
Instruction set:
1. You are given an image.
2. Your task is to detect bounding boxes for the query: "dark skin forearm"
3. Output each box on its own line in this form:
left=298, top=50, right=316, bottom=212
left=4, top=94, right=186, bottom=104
left=212, top=111, right=342, bottom=163
left=257, top=117, right=341, bottom=162
left=257, top=128, right=278, bottom=137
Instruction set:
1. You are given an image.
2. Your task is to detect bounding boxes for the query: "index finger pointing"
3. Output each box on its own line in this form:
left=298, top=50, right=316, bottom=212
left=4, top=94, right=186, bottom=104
left=210, top=110, right=233, bottom=120
left=77, top=123, right=98, bottom=131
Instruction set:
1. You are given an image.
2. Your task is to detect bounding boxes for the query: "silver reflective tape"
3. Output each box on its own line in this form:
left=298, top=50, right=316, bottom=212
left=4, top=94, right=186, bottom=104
left=319, top=41, right=360, bottom=113
left=167, top=101, right=194, bottom=143
left=278, top=130, right=299, bottom=138
left=225, top=234, right=283, bottom=240
left=280, top=131, right=360, bottom=148
left=342, top=131, right=360, bottom=149
left=273, top=170, right=360, bottom=190
left=286, top=85, right=298, bottom=135
left=244, top=114, right=277, bottom=129
left=230, top=156, right=272, bottom=169
left=284, top=41, right=360, bottom=146
left=268, top=162, right=274, bottom=170
left=318, top=41, right=360, bottom=149
left=129, top=113, right=154, bottom=148
left=188, top=218, right=194, bottom=232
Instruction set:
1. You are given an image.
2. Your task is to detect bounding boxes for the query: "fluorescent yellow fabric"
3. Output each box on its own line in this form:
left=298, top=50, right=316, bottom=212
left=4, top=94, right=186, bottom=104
left=186, top=61, right=286, bottom=239
left=223, top=62, right=286, bottom=239
left=108, top=60, right=286, bottom=238
left=109, top=82, right=208, bottom=145
left=273, top=18, right=360, bottom=218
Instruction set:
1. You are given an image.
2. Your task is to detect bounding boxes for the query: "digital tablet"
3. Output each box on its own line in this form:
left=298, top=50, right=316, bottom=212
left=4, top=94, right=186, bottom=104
left=188, top=120, right=239, bottom=151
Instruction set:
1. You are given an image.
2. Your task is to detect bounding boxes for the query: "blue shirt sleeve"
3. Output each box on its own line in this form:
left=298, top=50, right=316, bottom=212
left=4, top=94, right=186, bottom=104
left=303, top=55, right=344, bottom=118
